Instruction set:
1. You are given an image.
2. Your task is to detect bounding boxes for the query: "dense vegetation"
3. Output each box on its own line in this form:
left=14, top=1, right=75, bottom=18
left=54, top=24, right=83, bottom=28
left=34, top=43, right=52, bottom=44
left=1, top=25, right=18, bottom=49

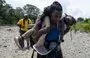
left=71, top=18, right=90, bottom=32
left=0, top=0, right=40, bottom=25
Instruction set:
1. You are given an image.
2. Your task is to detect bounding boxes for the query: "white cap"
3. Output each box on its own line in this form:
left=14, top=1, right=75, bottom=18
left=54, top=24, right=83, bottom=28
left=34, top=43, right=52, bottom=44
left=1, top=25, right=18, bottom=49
left=24, top=14, right=28, bottom=16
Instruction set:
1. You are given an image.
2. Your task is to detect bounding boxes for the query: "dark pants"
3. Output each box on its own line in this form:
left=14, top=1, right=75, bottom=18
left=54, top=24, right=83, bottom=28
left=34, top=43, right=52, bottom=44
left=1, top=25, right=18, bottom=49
left=37, top=49, right=63, bottom=58
left=19, top=30, right=26, bottom=48
left=19, top=30, right=26, bottom=36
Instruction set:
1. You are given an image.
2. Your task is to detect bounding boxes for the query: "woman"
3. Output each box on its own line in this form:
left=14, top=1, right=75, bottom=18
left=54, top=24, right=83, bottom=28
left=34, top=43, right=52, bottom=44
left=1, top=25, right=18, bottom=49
left=36, top=1, right=64, bottom=58
left=36, top=1, right=76, bottom=58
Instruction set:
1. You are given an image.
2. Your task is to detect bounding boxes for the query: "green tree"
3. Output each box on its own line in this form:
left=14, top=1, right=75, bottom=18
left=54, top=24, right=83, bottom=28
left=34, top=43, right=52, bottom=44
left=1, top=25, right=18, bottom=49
left=0, top=0, right=40, bottom=25
left=23, top=4, right=40, bottom=21
left=77, top=17, right=84, bottom=22
left=84, top=18, right=90, bottom=23
left=15, top=7, right=24, bottom=20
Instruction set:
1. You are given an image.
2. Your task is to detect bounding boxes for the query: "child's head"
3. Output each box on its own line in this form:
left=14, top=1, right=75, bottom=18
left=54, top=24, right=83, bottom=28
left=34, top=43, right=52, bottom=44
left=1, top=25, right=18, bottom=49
left=63, top=14, right=76, bottom=26
left=40, top=1, right=63, bottom=24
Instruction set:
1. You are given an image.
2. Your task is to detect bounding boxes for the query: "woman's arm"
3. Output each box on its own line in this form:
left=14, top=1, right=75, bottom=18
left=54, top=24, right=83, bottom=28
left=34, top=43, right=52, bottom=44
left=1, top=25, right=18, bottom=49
left=64, top=27, right=70, bottom=35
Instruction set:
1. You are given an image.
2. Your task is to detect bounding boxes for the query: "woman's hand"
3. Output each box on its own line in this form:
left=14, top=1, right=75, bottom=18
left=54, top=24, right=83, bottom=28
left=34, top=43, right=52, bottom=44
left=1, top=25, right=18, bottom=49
left=60, top=36, right=64, bottom=42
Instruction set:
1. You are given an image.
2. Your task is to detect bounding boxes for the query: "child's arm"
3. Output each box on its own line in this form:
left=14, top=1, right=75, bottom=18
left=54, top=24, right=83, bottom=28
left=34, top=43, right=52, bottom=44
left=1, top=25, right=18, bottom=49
left=64, top=26, right=70, bottom=35
left=40, top=16, right=50, bottom=34
left=60, top=19, right=64, bottom=42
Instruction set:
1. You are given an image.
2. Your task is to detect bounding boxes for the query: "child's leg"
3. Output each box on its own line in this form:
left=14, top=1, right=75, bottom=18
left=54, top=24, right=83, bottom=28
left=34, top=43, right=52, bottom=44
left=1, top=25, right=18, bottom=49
left=21, top=29, right=35, bottom=49
left=14, top=28, right=35, bottom=49
left=33, top=16, right=50, bottom=45
left=34, top=16, right=50, bottom=46
left=22, top=28, right=34, bottom=39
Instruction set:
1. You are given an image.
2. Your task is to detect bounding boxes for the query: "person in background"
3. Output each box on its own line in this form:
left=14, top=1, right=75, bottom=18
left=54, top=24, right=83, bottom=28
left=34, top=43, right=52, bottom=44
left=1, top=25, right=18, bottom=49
left=17, top=14, right=33, bottom=49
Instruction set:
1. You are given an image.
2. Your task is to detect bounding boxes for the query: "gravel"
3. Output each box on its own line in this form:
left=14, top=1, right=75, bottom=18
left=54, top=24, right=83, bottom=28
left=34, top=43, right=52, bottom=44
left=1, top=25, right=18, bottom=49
left=0, top=26, right=90, bottom=58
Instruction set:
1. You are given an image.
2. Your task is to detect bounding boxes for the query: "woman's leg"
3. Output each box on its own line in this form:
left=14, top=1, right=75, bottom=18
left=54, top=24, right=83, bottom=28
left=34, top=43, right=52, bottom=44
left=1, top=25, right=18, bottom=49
left=37, top=54, right=46, bottom=58
left=57, top=46, right=63, bottom=58
left=57, top=50, right=63, bottom=58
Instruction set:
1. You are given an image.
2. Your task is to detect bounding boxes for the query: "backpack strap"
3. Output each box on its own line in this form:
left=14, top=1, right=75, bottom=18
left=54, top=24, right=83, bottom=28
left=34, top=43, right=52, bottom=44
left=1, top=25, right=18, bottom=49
left=28, top=19, right=29, bottom=24
left=23, top=19, right=25, bottom=25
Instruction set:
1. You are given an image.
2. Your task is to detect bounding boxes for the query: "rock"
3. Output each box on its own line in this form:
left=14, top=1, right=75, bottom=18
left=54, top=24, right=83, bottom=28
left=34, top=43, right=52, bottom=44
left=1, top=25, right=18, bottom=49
left=3, top=45, right=7, bottom=47
left=7, top=28, right=12, bottom=31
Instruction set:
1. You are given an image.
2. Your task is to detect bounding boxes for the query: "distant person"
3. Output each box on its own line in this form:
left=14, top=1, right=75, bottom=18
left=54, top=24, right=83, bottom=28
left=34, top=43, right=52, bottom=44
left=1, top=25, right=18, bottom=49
left=17, top=14, right=33, bottom=49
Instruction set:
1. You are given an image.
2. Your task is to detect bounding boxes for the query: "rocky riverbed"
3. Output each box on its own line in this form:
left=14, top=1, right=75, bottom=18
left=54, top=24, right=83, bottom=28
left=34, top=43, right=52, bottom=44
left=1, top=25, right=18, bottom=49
left=0, top=26, right=90, bottom=58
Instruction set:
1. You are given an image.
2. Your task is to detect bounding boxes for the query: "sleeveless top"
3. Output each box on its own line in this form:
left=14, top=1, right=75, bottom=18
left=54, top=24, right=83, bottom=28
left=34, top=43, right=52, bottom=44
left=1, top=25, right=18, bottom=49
left=45, top=26, right=61, bottom=42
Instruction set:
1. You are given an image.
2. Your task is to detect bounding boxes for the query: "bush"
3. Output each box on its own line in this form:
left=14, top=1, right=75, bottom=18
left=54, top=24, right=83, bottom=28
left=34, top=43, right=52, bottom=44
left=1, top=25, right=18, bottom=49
left=72, top=20, right=90, bottom=32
